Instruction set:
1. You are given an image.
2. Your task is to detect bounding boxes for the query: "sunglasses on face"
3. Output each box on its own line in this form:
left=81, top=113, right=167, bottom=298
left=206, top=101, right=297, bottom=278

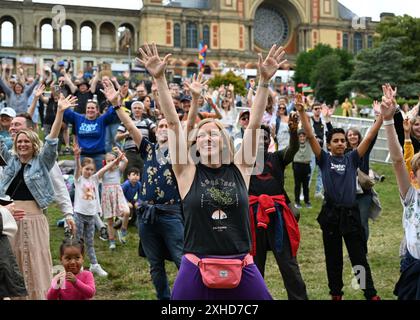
left=240, top=117, right=249, bottom=121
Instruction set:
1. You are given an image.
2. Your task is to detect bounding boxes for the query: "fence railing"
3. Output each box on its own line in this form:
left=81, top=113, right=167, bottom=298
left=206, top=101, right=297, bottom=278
left=331, top=116, right=391, bottom=164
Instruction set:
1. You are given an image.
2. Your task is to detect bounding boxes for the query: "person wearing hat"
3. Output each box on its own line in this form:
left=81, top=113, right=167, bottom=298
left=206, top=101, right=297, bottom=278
left=62, top=72, right=93, bottom=114
left=0, top=107, right=16, bottom=149
left=0, top=73, right=39, bottom=114
left=179, top=93, right=221, bottom=125
left=293, top=129, right=313, bottom=209
left=233, top=109, right=250, bottom=151
left=0, top=199, right=28, bottom=300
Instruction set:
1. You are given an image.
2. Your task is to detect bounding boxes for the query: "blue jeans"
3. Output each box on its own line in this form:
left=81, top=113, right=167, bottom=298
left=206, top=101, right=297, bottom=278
left=310, top=154, right=323, bottom=194
left=138, top=212, right=184, bottom=300
left=105, top=122, right=122, bottom=153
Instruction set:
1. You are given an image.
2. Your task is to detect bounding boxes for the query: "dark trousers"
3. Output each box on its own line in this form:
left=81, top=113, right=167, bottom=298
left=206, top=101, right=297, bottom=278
left=124, top=149, right=144, bottom=181
left=293, top=162, right=311, bottom=204
left=321, top=221, right=377, bottom=299
left=254, top=220, right=308, bottom=300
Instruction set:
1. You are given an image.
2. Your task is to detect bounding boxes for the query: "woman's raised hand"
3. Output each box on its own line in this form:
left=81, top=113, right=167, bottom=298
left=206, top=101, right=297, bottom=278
left=58, top=95, right=78, bottom=112
left=183, top=73, right=208, bottom=98
left=136, top=42, right=172, bottom=79
left=258, top=45, right=287, bottom=82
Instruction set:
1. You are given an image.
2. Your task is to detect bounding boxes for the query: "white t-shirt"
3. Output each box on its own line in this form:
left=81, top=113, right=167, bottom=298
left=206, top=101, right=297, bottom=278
left=74, top=174, right=102, bottom=216
left=402, top=186, right=420, bottom=259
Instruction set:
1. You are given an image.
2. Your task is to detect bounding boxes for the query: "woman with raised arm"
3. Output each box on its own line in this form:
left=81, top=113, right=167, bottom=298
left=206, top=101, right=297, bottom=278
left=296, top=90, right=382, bottom=300
left=135, top=43, right=286, bottom=300
left=0, top=94, right=77, bottom=299
left=380, top=86, right=420, bottom=300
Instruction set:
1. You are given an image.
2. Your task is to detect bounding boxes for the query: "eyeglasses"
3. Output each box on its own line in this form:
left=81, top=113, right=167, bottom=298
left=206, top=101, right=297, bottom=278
left=279, top=107, right=286, bottom=110
left=313, top=107, right=321, bottom=111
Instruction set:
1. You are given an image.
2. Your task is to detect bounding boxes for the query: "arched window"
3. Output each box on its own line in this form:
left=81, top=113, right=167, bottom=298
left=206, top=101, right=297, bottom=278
left=186, top=22, right=198, bottom=49
left=354, top=33, right=363, bottom=54
left=100, top=22, right=116, bottom=52
left=187, top=63, right=198, bottom=78
left=203, top=25, right=210, bottom=48
left=41, top=23, right=53, bottom=49
left=174, top=23, right=181, bottom=48
left=61, top=25, right=73, bottom=50
left=1, top=21, right=14, bottom=47
left=81, top=26, right=93, bottom=51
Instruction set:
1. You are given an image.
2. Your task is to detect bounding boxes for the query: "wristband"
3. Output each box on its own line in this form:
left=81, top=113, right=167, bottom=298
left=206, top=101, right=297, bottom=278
left=405, top=139, right=412, bottom=144
left=113, top=105, right=122, bottom=110
left=259, top=82, right=269, bottom=88
left=383, top=119, right=394, bottom=126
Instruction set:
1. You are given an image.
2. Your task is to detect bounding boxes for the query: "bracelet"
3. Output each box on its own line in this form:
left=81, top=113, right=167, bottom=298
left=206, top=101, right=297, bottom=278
left=405, top=139, right=412, bottom=144
left=259, top=82, right=269, bottom=88
left=383, top=119, right=394, bottom=126
left=113, top=105, right=122, bottom=110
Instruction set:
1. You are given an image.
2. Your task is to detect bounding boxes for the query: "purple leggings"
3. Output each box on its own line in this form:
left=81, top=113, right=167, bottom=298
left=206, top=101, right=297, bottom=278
left=171, top=255, right=273, bottom=300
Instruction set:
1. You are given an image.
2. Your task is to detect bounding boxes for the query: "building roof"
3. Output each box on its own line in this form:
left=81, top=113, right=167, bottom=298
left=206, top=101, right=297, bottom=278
left=338, top=2, right=357, bottom=20
left=163, top=0, right=210, bottom=9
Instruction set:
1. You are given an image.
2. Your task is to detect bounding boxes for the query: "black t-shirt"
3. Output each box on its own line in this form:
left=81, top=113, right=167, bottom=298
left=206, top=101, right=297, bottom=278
left=44, top=97, right=58, bottom=125
left=317, top=150, right=361, bottom=206
left=74, top=90, right=93, bottom=114
left=249, top=151, right=288, bottom=197
left=312, top=117, right=325, bottom=147
left=182, top=163, right=251, bottom=255
left=6, top=164, right=35, bottom=201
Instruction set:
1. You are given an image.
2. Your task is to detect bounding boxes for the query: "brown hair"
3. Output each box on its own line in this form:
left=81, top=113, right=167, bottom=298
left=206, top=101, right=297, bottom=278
left=81, top=157, right=96, bottom=170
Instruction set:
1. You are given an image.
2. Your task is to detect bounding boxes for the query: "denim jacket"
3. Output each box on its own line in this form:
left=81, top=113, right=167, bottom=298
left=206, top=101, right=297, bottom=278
left=0, top=137, right=58, bottom=210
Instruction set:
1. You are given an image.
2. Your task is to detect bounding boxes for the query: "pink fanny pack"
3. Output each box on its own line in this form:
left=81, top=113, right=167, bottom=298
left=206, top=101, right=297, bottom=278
left=185, top=253, right=254, bottom=289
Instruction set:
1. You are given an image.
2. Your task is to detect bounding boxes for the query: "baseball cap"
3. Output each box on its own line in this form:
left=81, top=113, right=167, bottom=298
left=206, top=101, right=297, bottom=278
left=58, top=60, right=65, bottom=67
left=0, top=107, right=17, bottom=118
left=180, top=95, right=192, bottom=102
left=298, top=128, right=306, bottom=136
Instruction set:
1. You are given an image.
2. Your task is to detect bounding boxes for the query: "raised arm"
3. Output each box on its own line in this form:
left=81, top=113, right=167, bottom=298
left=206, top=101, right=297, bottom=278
left=357, top=115, right=383, bottom=158
left=282, top=112, right=299, bottom=164
left=296, top=96, right=322, bottom=159
left=28, top=84, right=46, bottom=118
left=102, top=79, right=143, bottom=147
left=380, top=88, right=411, bottom=198
left=235, top=45, right=287, bottom=178
left=205, top=94, right=222, bottom=119
left=183, top=73, right=208, bottom=135
left=48, top=94, right=78, bottom=139
left=0, top=75, right=12, bottom=96
left=62, top=72, right=77, bottom=94
left=96, top=152, right=124, bottom=180
left=73, top=142, right=82, bottom=180
left=89, top=70, right=100, bottom=94
left=24, top=76, right=39, bottom=97
left=136, top=43, right=192, bottom=179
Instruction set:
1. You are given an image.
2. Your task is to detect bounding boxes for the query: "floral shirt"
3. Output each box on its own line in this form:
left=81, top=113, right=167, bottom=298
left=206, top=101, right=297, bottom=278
left=138, top=138, right=180, bottom=205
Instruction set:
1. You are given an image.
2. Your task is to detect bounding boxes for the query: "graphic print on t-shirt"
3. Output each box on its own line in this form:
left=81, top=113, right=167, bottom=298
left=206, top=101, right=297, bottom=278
left=330, top=162, right=346, bottom=175
left=82, top=182, right=96, bottom=200
left=200, top=178, right=239, bottom=232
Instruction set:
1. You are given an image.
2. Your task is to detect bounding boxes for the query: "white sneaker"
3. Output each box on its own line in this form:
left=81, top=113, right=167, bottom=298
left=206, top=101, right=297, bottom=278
left=314, top=192, right=324, bottom=199
left=89, top=264, right=108, bottom=277
left=299, top=193, right=304, bottom=201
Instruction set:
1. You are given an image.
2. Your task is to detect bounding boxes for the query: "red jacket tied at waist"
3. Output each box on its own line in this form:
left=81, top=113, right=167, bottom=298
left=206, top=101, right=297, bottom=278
left=248, top=194, right=300, bottom=257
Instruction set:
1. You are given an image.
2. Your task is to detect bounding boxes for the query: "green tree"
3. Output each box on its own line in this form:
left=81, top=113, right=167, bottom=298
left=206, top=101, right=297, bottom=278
left=310, top=55, right=343, bottom=104
left=207, top=71, right=247, bottom=96
left=376, top=15, right=420, bottom=73
left=293, top=44, right=353, bottom=102
left=338, top=38, right=420, bottom=98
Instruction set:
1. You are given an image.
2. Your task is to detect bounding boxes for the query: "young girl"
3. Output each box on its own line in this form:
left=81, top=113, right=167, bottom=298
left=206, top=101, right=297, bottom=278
left=47, top=238, right=95, bottom=300
left=101, top=149, right=130, bottom=250
left=73, top=143, right=124, bottom=277
left=293, top=129, right=312, bottom=209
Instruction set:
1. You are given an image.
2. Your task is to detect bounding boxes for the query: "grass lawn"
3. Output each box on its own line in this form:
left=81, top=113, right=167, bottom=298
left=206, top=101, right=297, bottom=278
left=47, top=162, right=402, bottom=300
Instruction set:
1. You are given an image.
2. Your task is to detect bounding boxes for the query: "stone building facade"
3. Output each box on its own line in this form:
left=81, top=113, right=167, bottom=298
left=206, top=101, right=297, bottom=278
left=0, top=0, right=377, bottom=79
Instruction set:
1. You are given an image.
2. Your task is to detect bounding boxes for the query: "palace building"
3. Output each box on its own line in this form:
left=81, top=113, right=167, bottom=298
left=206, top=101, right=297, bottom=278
left=0, top=0, right=379, bottom=80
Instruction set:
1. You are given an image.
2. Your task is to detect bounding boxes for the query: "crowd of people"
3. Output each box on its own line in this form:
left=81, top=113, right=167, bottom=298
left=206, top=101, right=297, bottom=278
left=0, top=43, right=420, bottom=301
